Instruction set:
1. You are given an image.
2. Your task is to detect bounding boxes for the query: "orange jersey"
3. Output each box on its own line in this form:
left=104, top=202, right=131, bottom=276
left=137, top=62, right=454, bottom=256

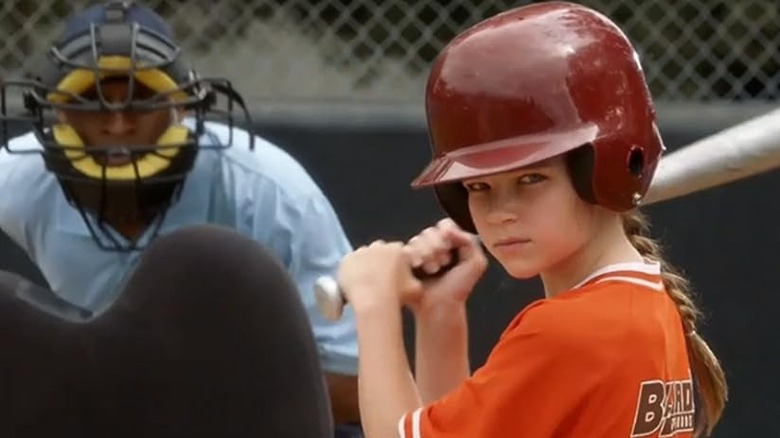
left=399, top=262, right=695, bottom=438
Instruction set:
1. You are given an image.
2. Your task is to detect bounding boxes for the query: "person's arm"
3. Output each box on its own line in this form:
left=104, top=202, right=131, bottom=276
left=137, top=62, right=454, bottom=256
left=413, top=302, right=470, bottom=403
left=324, top=373, right=359, bottom=425
left=354, top=299, right=422, bottom=438
left=403, top=219, right=483, bottom=403
left=241, top=135, right=363, bottom=424
left=336, top=237, right=477, bottom=438
left=0, top=138, right=36, bottom=252
left=261, top=191, right=361, bottom=424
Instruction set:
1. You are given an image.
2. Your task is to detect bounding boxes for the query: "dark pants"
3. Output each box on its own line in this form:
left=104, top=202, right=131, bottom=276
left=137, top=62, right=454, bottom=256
left=1, top=225, right=337, bottom=437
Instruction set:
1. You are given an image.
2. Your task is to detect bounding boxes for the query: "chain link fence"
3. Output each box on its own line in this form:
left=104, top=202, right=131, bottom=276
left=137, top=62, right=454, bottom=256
left=0, top=0, right=777, bottom=104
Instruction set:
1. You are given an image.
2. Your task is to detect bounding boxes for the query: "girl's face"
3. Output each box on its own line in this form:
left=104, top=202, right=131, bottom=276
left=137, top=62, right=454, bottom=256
left=464, top=155, right=601, bottom=280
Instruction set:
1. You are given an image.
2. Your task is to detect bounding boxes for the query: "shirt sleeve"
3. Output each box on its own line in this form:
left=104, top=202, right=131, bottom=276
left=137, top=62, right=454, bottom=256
left=235, top=131, right=359, bottom=376
left=0, top=136, right=46, bottom=252
left=288, top=195, right=359, bottom=375
left=399, top=302, right=605, bottom=438
left=250, top=180, right=359, bottom=376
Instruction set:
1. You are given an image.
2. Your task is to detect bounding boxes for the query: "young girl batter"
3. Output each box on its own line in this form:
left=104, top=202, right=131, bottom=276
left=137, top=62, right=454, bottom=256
left=337, top=2, right=728, bottom=437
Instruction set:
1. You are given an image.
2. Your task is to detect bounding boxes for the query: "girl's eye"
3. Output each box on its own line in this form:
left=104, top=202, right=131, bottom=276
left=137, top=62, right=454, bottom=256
left=464, top=181, right=489, bottom=192
left=519, top=173, right=547, bottom=184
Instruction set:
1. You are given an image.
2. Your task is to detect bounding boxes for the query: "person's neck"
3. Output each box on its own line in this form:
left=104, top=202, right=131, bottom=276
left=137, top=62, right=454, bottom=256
left=103, top=211, right=151, bottom=242
left=112, top=220, right=147, bottom=242
left=540, top=217, right=644, bottom=299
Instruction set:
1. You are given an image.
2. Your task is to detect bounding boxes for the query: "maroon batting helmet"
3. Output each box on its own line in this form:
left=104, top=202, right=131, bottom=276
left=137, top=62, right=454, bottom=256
left=412, top=1, right=665, bottom=232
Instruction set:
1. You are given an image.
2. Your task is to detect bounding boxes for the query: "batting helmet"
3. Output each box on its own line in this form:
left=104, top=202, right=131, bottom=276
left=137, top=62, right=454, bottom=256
left=411, top=2, right=665, bottom=232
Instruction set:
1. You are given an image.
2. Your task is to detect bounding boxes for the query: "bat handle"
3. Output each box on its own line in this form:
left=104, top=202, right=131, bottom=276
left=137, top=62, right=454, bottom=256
left=315, top=250, right=460, bottom=321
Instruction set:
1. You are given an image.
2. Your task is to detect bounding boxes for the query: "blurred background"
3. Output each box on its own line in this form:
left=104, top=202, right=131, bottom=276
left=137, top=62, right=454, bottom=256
left=0, top=1, right=778, bottom=436
left=2, top=0, right=777, bottom=106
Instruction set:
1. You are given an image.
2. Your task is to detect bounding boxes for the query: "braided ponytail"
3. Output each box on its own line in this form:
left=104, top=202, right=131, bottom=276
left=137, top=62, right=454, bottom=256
left=622, top=211, right=728, bottom=437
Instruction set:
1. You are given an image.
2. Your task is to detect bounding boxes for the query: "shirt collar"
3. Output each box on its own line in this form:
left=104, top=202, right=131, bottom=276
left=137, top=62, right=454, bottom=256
left=572, top=260, right=663, bottom=290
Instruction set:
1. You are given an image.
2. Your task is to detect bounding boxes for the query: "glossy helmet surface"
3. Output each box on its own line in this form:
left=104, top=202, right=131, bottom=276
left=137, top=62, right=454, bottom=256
left=412, top=1, right=664, bottom=232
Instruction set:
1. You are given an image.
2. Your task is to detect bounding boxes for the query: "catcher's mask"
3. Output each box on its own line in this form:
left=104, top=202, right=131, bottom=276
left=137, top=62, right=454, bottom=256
left=0, top=1, right=253, bottom=251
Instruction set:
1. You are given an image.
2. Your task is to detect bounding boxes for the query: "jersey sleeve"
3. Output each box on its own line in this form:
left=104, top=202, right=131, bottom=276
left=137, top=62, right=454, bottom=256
left=399, top=302, right=606, bottom=438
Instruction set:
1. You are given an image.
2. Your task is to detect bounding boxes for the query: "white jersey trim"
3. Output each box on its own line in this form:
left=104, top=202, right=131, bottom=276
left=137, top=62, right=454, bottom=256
left=572, top=261, right=662, bottom=290
left=595, top=276, right=664, bottom=291
left=412, top=408, right=422, bottom=438
left=398, top=408, right=424, bottom=438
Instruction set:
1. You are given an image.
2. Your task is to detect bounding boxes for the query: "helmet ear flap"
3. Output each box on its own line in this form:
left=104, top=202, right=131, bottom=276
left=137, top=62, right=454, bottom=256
left=566, top=142, right=653, bottom=211
left=434, top=183, right=477, bottom=233
left=566, top=144, right=597, bottom=205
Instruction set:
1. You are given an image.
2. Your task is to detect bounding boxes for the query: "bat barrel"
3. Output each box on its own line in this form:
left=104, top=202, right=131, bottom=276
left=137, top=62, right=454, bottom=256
left=645, top=106, right=780, bottom=205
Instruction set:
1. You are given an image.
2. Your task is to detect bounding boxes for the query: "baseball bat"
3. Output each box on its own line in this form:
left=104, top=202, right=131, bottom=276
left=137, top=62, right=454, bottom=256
left=315, top=106, right=780, bottom=321
left=642, top=106, right=780, bottom=204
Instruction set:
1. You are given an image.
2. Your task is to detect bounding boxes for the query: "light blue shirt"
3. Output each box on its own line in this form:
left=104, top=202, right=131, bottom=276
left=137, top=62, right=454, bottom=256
left=0, top=120, right=359, bottom=375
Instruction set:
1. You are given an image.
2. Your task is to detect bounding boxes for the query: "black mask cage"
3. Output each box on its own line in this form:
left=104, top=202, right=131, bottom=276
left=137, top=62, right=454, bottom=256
left=0, top=2, right=254, bottom=251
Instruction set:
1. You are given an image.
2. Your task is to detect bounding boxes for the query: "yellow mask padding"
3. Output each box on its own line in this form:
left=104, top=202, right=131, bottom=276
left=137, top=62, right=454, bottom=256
left=52, top=123, right=188, bottom=180
left=47, top=55, right=188, bottom=104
